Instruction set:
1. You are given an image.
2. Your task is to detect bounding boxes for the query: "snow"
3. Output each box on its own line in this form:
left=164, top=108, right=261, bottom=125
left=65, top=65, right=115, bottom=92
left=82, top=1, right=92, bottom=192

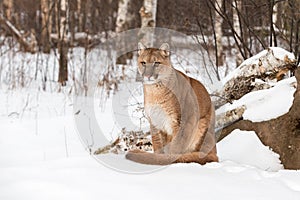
left=241, top=47, right=295, bottom=66
left=0, top=43, right=299, bottom=199
left=217, top=129, right=283, bottom=171
left=1, top=89, right=300, bottom=200
left=223, top=47, right=296, bottom=83
left=217, top=77, right=296, bottom=122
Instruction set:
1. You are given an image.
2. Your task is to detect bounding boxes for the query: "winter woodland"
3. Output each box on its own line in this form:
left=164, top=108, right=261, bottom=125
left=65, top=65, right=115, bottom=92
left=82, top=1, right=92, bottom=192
left=0, top=0, right=300, bottom=199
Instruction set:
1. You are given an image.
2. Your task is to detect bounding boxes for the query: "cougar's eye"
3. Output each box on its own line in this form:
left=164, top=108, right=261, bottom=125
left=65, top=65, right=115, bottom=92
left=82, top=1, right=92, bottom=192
left=141, top=61, right=146, bottom=65
left=154, top=62, right=160, bottom=65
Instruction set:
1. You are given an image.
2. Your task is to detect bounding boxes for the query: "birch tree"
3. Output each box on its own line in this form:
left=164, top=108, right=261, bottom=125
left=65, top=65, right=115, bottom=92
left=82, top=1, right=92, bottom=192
left=58, top=0, right=69, bottom=86
left=232, top=0, right=243, bottom=66
left=77, top=0, right=82, bottom=32
left=135, top=0, right=157, bottom=81
left=139, top=0, right=157, bottom=47
left=41, top=0, right=51, bottom=53
left=269, top=0, right=277, bottom=47
left=115, top=0, right=130, bottom=65
left=115, top=0, right=130, bottom=33
left=214, top=0, right=223, bottom=67
left=3, top=0, right=13, bottom=21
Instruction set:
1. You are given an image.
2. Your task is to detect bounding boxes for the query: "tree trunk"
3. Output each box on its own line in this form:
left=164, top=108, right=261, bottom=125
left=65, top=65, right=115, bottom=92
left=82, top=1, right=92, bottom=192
left=41, top=0, right=51, bottom=53
left=217, top=68, right=300, bottom=170
left=139, top=0, right=157, bottom=46
left=80, top=0, right=88, bottom=32
left=214, top=0, right=223, bottom=67
left=269, top=0, right=277, bottom=47
left=115, top=0, right=134, bottom=65
left=136, top=0, right=157, bottom=81
left=58, top=0, right=69, bottom=86
left=115, top=0, right=130, bottom=33
left=77, top=0, right=82, bottom=32
left=0, top=13, right=37, bottom=53
left=3, top=0, right=13, bottom=22
left=232, top=0, right=243, bottom=66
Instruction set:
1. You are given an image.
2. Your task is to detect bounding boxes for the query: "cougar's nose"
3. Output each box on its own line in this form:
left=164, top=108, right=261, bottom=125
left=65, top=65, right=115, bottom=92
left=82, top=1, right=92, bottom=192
left=144, top=74, right=151, bottom=78
left=143, top=67, right=153, bottom=78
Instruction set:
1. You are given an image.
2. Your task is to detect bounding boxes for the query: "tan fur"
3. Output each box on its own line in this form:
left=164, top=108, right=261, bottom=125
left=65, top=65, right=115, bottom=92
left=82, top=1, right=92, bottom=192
left=126, top=43, right=218, bottom=165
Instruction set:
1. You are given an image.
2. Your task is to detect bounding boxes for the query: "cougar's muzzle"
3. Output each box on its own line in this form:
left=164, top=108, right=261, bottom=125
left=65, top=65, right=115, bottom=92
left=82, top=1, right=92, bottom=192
left=139, top=62, right=160, bottom=83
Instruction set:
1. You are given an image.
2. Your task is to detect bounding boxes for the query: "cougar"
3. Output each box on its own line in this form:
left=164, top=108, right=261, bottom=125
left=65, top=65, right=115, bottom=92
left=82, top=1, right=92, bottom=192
left=125, top=43, right=218, bottom=165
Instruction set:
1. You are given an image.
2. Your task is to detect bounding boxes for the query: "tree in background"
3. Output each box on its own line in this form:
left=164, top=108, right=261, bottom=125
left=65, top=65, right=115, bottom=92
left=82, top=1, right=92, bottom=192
left=214, top=0, right=223, bottom=67
left=3, top=0, right=13, bottom=22
left=57, top=0, right=69, bottom=86
left=232, top=0, right=243, bottom=66
left=0, top=0, right=299, bottom=82
left=139, top=0, right=157, bottom=46
left=41, top=0, right=51, bottom=53
left=115, top=0, right=130, bottom=33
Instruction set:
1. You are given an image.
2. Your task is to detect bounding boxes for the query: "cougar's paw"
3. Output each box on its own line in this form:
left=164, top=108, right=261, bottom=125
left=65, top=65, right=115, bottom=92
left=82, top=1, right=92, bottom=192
left=125, top=149, right=146, bottom=161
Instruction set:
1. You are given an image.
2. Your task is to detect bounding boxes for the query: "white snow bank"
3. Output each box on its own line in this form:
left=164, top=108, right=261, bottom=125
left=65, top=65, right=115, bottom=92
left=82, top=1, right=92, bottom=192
left=217, top=77, right=296, bottom=122
left=217, top=129, right=283, bottom=171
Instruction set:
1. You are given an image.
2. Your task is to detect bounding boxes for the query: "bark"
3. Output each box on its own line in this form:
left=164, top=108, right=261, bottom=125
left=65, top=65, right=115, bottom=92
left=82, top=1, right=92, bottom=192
left=217, top=68, right=300, bottom=170
left=115, top=0, right=130, bottom=33
left=272, top=2, right=278, bottom=26
left=3, top=0, right=13, bottom=21
left=77, top=0, right=82, bottom=32
left=215, top=105, right=246, bottom=131
left=269, top=0, right=277, bottom=47
left=94, top=129, right=152, bottom=155
left=214, top=0, right=223, bottom=66
left=0, top=13, right=37, bottom=53
left=58, top=0, right=69, bottom=86
left=41, top=0, right=51, bottom=53
left=115, top=0, right=133, bottom=65
left=136, top=0, right=157, bottom=80
left=213, top=48, right=297, bottom=108
left=139, top=0, right=157, bottom=46
left=232, top=0, right=243, bottom=66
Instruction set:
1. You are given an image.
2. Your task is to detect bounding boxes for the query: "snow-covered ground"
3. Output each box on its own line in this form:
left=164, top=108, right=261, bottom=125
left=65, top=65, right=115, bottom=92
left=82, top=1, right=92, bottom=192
left=0, top=41, right=300, bottom=199
left=1, top=82, right=300, bottom=199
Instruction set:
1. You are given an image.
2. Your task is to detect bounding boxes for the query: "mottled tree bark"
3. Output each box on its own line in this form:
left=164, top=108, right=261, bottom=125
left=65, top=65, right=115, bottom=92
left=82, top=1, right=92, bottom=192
left=232, top=0, right=243, bottom=66
left=41, top=0, right=51, bottom=53
left=115, top=0, right=130, bottom=33
left=115, top=0, right=132, bottom=65
left=139, top=0, right=157, bottom=46
left=58, top=0, right=69, bottom=86
left=214, top=0, right=223, bottom=66
left=3, top=0, right=13, bottom=21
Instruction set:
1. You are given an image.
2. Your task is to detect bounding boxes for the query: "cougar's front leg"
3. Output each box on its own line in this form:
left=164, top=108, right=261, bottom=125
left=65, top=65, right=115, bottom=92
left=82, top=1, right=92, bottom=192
left=150, top=125, right=164, bottom=153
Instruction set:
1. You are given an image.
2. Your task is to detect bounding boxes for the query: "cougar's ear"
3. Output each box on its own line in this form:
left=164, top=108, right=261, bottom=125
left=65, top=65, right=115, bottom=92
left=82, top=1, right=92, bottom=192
left=138, top=42, right=147, bottom=55
left=159, top=43, right=170, bottom=57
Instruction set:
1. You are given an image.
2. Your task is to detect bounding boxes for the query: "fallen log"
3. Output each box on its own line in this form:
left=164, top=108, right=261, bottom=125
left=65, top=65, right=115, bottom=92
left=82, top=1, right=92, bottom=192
left=216, top=68, right=300, bottom=170
left=213, top=47, right=297, bottom=108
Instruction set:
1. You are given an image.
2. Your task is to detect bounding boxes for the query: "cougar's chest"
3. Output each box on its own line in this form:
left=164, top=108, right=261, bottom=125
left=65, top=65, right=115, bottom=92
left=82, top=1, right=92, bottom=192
left=143, top=84, right=180, bottom=135
left=145, top=104, right=174, bottom=135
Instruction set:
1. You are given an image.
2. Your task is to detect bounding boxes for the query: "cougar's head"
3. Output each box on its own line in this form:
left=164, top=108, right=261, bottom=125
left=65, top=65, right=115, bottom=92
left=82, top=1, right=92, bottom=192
left=137, top=43, right=173, bottom=84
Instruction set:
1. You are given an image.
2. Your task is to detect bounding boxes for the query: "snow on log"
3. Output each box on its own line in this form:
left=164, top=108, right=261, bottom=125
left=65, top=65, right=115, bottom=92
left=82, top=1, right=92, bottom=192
left=213, top=47, right=297, bottom=108
left=216, top=67, right=300, bottom=170
left=94, top=128, right=152, bottom=155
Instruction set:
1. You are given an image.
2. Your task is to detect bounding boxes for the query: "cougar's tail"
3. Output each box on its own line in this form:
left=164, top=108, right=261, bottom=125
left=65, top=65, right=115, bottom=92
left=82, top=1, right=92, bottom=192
left=125, top=150, right=218, bottom=165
